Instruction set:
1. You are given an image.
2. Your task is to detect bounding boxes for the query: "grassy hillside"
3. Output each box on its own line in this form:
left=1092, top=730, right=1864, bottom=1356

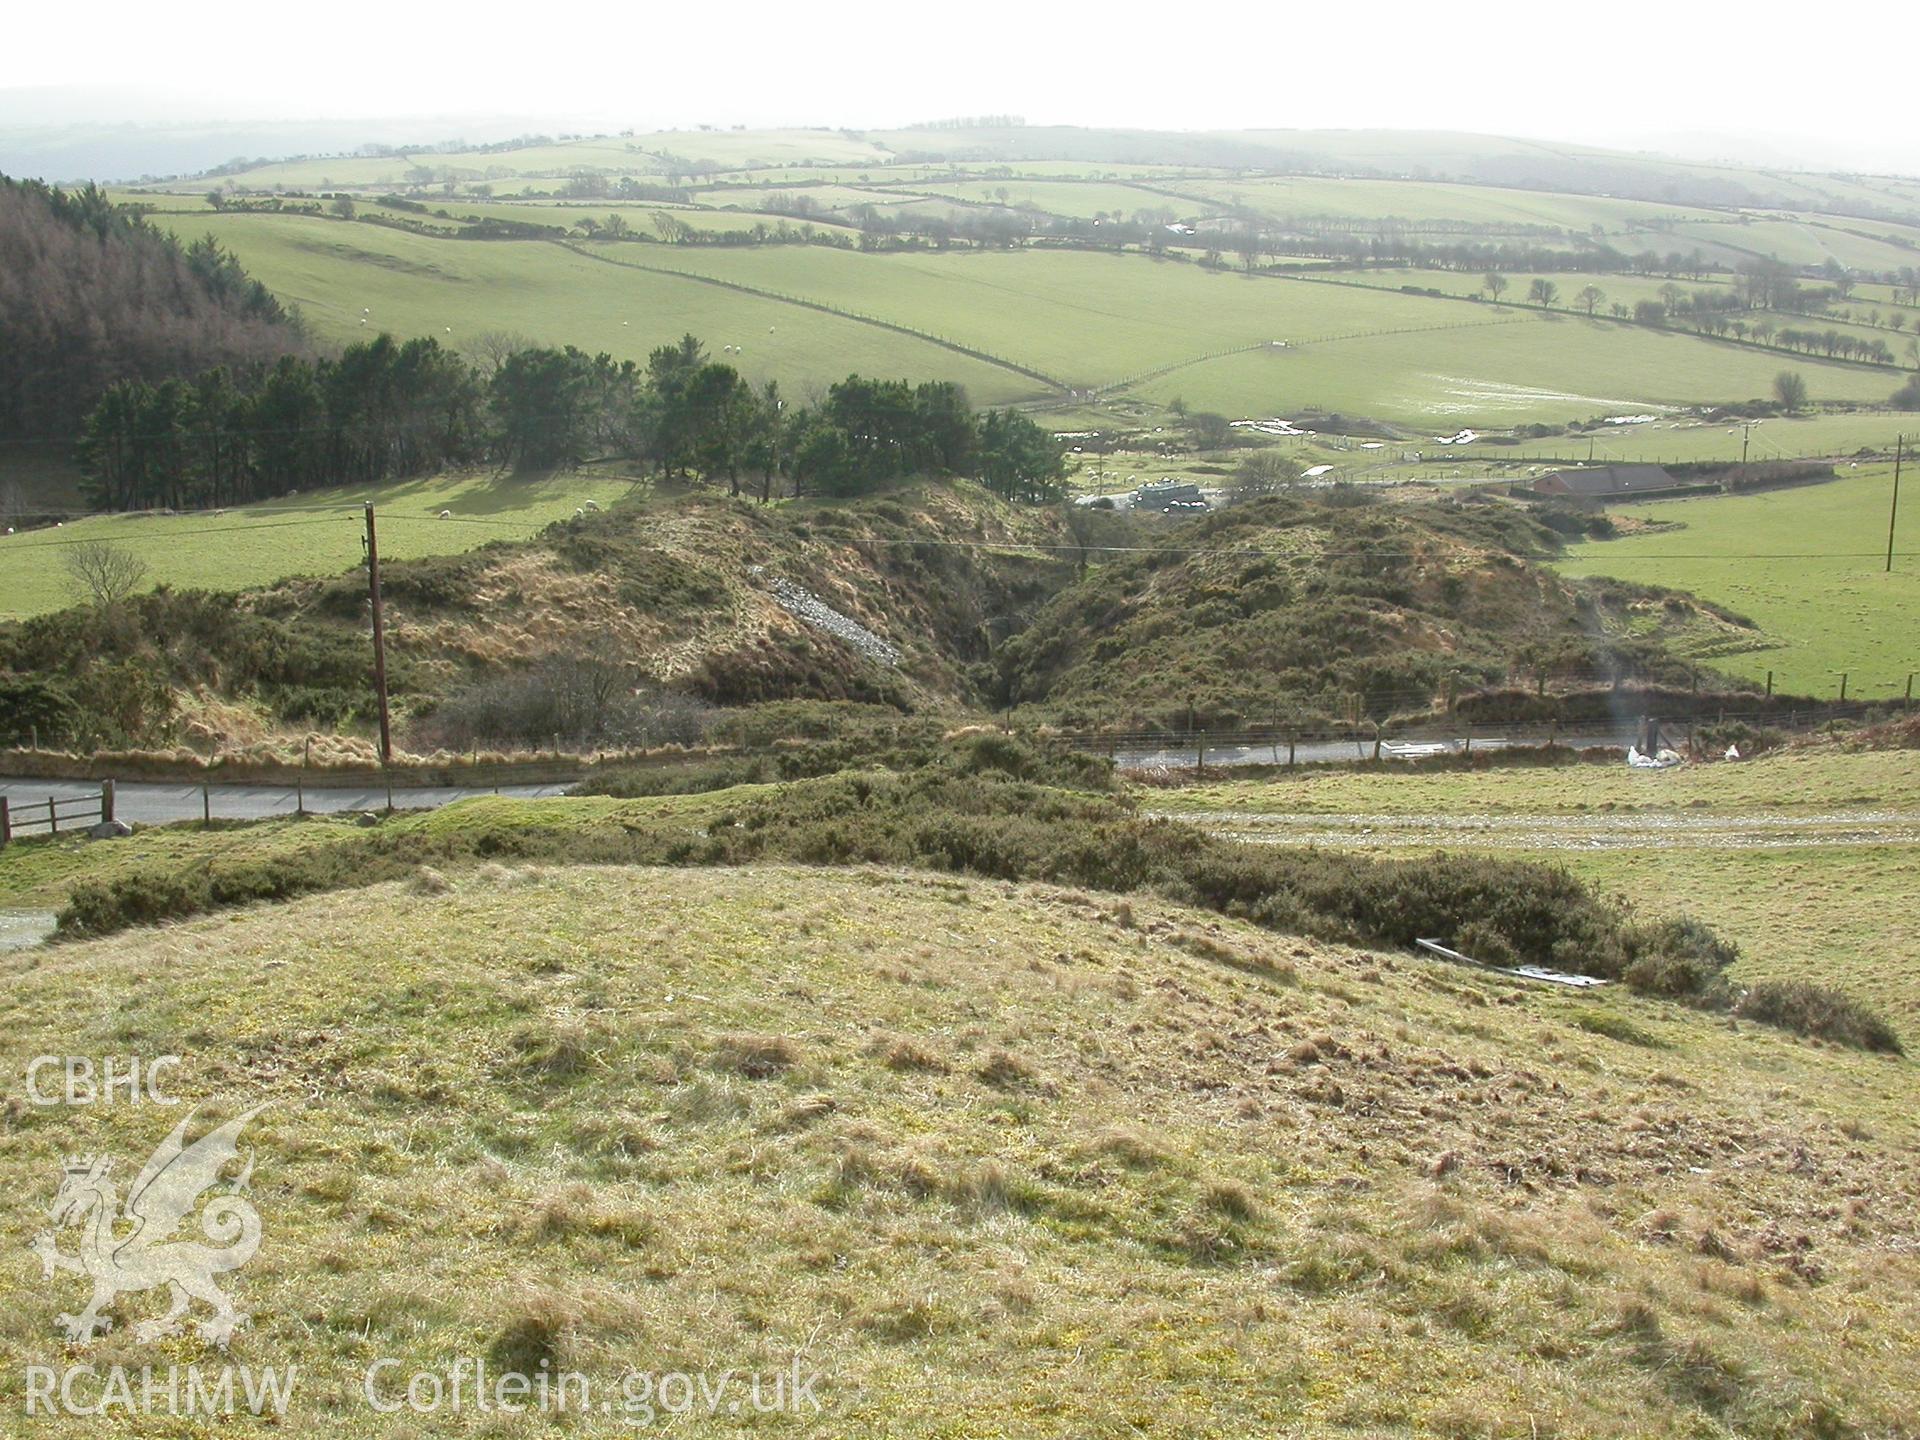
left=997, top=490, right=1755, bottom=727
left=3, top=479, right=1771, bottom=753
left=0, top=482, right=1080, bottom=747
left=74, top=125, right=1916, bottom=447
left=2, top=849, right=1914, bottom=1435
left=1151, top=746, right=1920, bottom=1025
left=1556, top=464, right=1919, bottom=696
left=124, top=207, right=1912, bottom=429
left=0, top=469, right=644, bottom=622
left=132, top=212, right=1040, bottom=405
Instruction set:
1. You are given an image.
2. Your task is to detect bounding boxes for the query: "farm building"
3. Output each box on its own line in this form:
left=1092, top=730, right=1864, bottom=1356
left=1132, top=479, right=1204, bottom=511
left=1530, top=464, right=1682, bottom=500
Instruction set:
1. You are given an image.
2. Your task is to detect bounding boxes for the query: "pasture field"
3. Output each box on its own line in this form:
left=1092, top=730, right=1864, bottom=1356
left=1348, top=268, right=1744, bottom=309
left=0, top=470, right=644, bottom=621
left=1562, top=844, right=1920, bottom=1025
left=137, top=212, right=1036, bottom=403
left=1331, top=270, right=1917, bottom=365
left=531, top=245, right=1916, bottom=423
left=1130, top=307, right=1897, bottom=424
left=1555, top=464, right=1918, bottom=695
left=1662, top=216, right=1920, bottom=272
left=5, top=851, right=1917, bottom=1435
left=882, top=177, right=1185, bottom=218
left=1154, top=747, right=1920, bottom=817
left=1329, top=414, right=1917, bottom=473
left=1151, top=748, right=1920, bottom=1020
left=1170, top=176, right=1730, bottom=233
left=149, top=130, right=894, bottom=193
left=110, top=128, right=1920, bottom=432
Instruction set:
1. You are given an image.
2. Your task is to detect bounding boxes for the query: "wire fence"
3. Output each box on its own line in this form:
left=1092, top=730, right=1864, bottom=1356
left=1053, top=693, right=1913, bottom=767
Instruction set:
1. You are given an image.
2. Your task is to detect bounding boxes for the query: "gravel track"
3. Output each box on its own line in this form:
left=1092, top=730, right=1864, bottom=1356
left=1159, top=808, right=1920, bottom=851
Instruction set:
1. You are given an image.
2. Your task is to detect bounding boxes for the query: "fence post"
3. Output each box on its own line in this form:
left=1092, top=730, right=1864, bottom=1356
left=0, top=796, right=9, bottom=847
left=1195, top=730, right=1205, bottom=776
left=202, top=785, right=211, bottom=828
left=1764, top=670, right=1773, bottom=699
left=101, top=780, right=114, bottom=826
left=48, top=796, right=57, bottom=836
left=1288, top=733, right=1296, bottom=769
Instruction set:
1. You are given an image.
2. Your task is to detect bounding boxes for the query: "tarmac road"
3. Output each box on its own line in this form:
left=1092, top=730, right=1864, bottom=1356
left=0, top=728, right=1641, bottom=828
left=0, top=777, right=570, bottom=828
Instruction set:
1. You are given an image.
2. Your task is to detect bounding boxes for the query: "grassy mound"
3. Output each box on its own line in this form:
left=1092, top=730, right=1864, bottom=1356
left=3, top=866, right=1915, bottom=1436
left=4, top=479, right=1755, bottom=754
left=36, top=737, right=1896, bottom=1052
left=996, top=491, right=1755, bottom=728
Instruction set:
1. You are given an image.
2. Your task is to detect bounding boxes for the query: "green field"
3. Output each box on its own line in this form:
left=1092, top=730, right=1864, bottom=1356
left=1130, top=304, right=1899, bottom=423
left=0, top=470, right=642, bottom=621
left=1336, top=414, right=1914, bottom=474
left=1555, top=465, right=1917, bottom=695
left=140, top=212, right=1037, bottom=403
left=1172, top=175, right=1731, bottom=233
left=132, top=208, right=1911, bottom=429
left=102, top=126, right=1920, bottom=439
left=1152, top=748, right=1920, bottom=1021
left=6, top=852, right=1917, bottom=1435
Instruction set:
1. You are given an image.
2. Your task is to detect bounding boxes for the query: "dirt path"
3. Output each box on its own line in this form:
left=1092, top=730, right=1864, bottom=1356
left=1161, top=807, right=1920, bottom=851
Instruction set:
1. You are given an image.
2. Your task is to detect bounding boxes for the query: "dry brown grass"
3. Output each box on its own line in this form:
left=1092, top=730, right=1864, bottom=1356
left=1, top=864, right=1916, bottom=1436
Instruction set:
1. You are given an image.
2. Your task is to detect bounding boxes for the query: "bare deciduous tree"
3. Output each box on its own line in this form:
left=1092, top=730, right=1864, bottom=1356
left=462, top=329, right=537, bottom=379
left=1231, top=449, right=1303, bottom=503
left=63, top=540, right=149, bottom=607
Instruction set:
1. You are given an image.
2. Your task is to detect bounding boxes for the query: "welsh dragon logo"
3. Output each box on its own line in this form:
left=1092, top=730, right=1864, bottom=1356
left=30, top=1104, right=268, bottom=1347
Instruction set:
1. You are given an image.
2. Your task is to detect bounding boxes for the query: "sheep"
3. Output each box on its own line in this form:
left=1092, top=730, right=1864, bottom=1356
left=438, top=509, right=452, bottom=519
left=574, top=507, right=585, bottom=516
left=582, top=499, right=601, bottom=511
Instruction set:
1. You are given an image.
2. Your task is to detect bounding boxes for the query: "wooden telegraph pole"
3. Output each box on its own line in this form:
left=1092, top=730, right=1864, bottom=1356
left=364, top=503, right=393, bottom=766
left=1889, top=435, right=1904, bottom=575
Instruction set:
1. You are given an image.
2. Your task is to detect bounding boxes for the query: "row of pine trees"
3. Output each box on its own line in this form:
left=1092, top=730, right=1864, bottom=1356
left=77, top=332, right=1069, bottom=510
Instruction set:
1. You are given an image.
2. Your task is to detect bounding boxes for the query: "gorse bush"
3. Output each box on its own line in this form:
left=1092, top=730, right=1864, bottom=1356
left=1734, top=980, right=1904, bottom=1054
left=417, top=654, right=713, bottom=751
left=53, top=752, right=1897, bottom=1054
left=1621, top=915, right=1741, bottom=999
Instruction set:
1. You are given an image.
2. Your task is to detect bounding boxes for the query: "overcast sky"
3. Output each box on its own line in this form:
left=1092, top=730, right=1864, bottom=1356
left=4, top=0, right=1914, bottom=173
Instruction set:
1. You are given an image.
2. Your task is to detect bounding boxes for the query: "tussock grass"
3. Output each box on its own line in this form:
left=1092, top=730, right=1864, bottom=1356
left=1, top=865, right=1917, bottom=1433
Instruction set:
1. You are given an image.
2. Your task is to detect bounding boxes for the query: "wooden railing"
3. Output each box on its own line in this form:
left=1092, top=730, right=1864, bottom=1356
left=0, top=781, right=114, bottom=845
